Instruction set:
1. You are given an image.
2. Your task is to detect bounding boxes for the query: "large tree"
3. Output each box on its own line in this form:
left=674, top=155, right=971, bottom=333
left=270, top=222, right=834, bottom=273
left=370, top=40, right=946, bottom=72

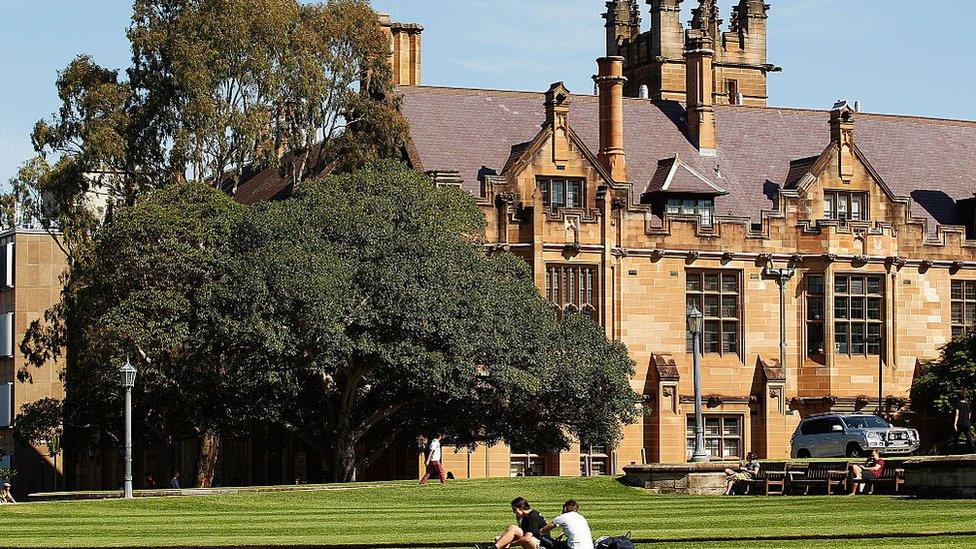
left=28, top=164, right=638, bottom=486
left=11, top=0, right=409, bottom=484
left=60, top=183, right=288, bottom=487
left=241, top=163, right=639, bottom=481
left=128, top=0, right=406, bottom=191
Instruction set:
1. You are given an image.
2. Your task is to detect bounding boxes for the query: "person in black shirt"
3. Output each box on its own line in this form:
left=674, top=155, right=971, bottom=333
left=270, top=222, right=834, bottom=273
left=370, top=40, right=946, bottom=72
left=477, top=497, right=548, bottom=549
left=956, top=389, right=974, bottom=453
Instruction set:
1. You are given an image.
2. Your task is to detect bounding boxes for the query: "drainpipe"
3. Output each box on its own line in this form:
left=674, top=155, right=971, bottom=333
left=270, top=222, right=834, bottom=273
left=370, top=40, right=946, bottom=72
left=764, top=265, right=796, bottom=376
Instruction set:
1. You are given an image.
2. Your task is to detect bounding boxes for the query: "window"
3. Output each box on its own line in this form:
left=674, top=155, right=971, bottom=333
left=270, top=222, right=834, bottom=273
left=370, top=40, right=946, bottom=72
left=546, top=264, right=598, bottom=321
left=686, top=416, right=742, bottom=460
left=951, top=280, right=976, bottom=337
left=726, top=79, right=740, bottom=104
left=579, top=444, right=610, bottom=477
left=510, top=450, right=547, bottom=477
left=823, top=191, right=868, bottom=222
left=800, top=418, right=830, bottom=436
left=834, top=274, right=883, bottom=356
left=539, top=178, right=584, bottom=212
left=686, top=271, right=741, bottom=355
left=806, top=275, right=825, bottom=357
left=666, top=198, right=715, bottom=227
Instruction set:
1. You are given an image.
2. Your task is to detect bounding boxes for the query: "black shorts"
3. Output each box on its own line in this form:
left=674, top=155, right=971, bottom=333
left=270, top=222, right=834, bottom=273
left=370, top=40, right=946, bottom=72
left=862, top=470, right=879, bottom=481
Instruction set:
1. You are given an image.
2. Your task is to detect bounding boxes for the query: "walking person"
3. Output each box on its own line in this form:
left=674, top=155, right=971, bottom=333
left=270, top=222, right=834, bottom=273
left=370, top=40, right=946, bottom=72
left=420, top=433, right=447, bottom=485
left=169, top=470, right=181, bottom=489
left=955, top=389, right=974, bottom=453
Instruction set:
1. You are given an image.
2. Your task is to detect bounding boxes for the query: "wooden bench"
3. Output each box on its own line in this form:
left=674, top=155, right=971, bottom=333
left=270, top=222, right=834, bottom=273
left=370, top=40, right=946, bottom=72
left=788, top=462, right=849, bottom=495
left=739, top=461, right=788, bottom=495
left=851, top=466, right=906, bottom=494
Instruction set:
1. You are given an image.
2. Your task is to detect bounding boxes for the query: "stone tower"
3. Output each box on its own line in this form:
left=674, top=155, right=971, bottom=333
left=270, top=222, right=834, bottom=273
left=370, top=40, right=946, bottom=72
left=606, top=0, right=778, bottom=106
left=604, top=0, right=641, bottom=57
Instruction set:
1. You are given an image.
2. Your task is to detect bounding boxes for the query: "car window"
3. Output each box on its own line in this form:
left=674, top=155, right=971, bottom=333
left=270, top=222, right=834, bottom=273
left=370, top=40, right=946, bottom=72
left=826, top=418, right=844, bottom=432
left=841, top=416, right=890, bottom=429
left=801, top=418, right=828, bottom=435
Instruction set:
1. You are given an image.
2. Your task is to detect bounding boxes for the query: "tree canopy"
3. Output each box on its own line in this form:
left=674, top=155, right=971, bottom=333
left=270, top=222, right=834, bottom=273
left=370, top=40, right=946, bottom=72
left=54, top=163, right=639, bottom=485
left=911, top=332, right=976, bottom=415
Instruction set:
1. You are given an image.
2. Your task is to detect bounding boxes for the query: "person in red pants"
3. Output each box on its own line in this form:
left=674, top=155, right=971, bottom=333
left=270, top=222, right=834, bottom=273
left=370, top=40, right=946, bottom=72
left=420, top=433, right=446, bottom=484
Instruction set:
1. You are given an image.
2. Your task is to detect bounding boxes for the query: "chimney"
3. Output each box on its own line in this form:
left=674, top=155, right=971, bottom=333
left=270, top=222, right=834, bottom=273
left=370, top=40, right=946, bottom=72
left=593, top=57, right=628, bottom=182
left=379, top=13, right=423, bottom=86
left=684, top=29, right=717, bottom=155
left=830, top=100, right=856, bottom=182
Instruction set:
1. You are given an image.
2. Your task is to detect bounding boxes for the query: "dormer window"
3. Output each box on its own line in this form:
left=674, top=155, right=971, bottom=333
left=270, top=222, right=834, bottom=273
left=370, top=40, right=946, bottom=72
left=539, top=177, right=584, bottom=212
left=666, top=198, right=715, bottom=227
left=824, top=191, right=868, bottom=222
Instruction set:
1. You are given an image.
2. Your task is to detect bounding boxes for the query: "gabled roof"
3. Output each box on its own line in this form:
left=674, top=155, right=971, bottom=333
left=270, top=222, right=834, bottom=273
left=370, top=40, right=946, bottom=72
left=644, top=154, right=727, bottom=196
left=399, top=85, right=976, bottom=230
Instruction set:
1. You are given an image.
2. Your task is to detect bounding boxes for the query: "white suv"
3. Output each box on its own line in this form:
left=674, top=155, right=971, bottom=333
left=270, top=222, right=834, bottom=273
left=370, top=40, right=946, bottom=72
left=791, top=413, right=919, bottom=458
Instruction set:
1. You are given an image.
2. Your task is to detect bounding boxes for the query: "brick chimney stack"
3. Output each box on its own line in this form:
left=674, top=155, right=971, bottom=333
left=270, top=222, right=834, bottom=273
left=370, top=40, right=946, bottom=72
left=594, top=56, right=628, bottom=182
left=379, top=13, right=423, bottom=86
left=684, top=29, right=717, bottom=156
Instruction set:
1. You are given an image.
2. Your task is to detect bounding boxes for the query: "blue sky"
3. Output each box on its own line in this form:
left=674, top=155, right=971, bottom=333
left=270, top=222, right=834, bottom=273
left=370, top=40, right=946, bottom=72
left=1, top=0, right=974, bottom=182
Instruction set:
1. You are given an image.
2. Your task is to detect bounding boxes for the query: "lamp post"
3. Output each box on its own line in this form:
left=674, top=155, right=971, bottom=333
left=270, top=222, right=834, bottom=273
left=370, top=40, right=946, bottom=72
left=873, top=334, right=884, bottom=416
left=763, top=266, right=795, bottom=374
left=121, top=360, right=137, bottom=499
left=687, top=306, right=709, bottom=463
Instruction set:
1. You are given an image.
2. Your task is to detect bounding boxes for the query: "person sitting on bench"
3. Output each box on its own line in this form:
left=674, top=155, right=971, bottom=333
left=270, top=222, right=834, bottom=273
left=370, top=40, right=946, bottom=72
left=849, top=449, right=885, bottom=494
left=723, top=452, right=760, bottom=495
left=477, top=497, right=549, bottom=549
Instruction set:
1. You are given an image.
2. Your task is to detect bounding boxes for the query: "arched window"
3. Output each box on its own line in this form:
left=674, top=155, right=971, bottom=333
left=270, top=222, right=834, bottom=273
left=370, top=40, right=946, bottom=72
left=545, top=264, right=599, bottom=322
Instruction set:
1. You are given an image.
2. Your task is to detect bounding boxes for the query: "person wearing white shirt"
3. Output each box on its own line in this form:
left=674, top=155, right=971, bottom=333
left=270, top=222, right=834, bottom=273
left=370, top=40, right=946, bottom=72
left=541, top=500, right=593, bottom=549
left=420, top=433, right=447, bottom=484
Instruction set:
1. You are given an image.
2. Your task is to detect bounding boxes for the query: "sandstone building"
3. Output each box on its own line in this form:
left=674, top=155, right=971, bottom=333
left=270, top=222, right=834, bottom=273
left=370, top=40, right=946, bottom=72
left=14, top=3, right=976, bottom=493
left=392, top=0, right=976, bottom=475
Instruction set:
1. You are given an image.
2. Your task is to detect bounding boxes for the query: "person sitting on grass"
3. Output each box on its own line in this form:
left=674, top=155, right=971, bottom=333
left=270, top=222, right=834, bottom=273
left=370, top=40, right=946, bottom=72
left=477, top=497, right=549, bottom=549
left=723, top=452, right=760, bottom=495
left=849, top=449, right=885, bottom=494
left=540, top=500, right=594, bottom=549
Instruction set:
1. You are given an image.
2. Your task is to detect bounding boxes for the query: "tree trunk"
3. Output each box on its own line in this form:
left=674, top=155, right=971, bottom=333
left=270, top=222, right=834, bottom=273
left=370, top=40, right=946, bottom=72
left=195, top=429, right=220, bottom=488
left=327, top=434, right=357, bottom=483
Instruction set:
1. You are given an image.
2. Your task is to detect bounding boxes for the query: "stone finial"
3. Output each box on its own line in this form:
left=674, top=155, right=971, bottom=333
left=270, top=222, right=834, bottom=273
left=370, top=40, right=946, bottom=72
left=830, top=100, right=856, bottom=182
left=603, top=0, right=641, bottom=55
left=545, top=82, right=573, bottom=164
left=690, top=0, right=722, bottom=41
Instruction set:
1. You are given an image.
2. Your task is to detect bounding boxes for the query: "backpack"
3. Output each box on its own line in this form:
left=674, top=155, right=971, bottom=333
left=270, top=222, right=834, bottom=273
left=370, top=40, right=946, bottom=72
left=594, top=532, right=634, bottom=549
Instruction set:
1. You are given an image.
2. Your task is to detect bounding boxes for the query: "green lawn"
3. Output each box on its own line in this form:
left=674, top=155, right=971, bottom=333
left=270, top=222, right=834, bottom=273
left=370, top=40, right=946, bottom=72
left=0, top=477, right=975, bottom=548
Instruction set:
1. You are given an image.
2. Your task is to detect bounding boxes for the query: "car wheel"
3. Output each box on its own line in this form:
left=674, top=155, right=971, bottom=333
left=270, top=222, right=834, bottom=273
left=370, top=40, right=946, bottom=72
left=846, top=443, right=865, bottom=458
left=796, top=449, right=811, bottom=459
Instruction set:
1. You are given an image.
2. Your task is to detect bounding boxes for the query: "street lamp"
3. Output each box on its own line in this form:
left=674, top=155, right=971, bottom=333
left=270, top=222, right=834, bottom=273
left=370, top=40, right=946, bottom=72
left=872, top=334, right=884, bottom=416
left=121, top=360, right=137, bottom=499
left=687, top=306, right=709, bottom=463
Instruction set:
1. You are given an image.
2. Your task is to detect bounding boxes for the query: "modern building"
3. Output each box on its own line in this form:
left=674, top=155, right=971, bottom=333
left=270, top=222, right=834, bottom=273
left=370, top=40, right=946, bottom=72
left=0, top=228, right=68, bottom=497
left=389, top=0, right=976, bottom=475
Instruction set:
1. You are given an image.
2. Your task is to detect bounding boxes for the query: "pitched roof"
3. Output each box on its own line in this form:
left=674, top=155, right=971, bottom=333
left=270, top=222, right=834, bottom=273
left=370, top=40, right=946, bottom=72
left=644, top=155, right=727, bottom=196
left=226, top=144, right=336, bottom=206
left=399, top=85, right=976, bottom=229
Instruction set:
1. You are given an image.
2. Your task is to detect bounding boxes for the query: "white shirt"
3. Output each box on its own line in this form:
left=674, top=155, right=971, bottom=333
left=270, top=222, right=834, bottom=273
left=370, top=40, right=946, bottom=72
left=428, top=439, right=442, bottom=461
left=553, top=512, right=593, bottom=549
